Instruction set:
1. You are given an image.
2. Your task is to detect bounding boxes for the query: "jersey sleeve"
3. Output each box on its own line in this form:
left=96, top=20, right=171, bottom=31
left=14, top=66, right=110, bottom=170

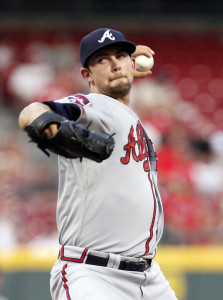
left=78, top=97, right=114, bottom=135
left=43, top=100, right=81, bottom=121
left=43, top=94, right=114, bottom=136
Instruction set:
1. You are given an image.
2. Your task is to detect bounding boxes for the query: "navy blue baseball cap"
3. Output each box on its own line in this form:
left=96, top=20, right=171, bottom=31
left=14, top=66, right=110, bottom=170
left=80, top=28, right=136, bottom=67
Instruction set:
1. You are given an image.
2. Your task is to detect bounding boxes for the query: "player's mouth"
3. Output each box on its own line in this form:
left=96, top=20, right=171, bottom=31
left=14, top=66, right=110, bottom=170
left=110, top=75, right=127, bottom=81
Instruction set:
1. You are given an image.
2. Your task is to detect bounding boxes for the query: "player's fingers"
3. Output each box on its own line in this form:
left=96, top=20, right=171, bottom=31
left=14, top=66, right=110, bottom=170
left=132, top=45, right=155, bottom=58
left=137, top=45, right=155, bottom=55
left=134, top=69, right=152, bottom=78
left=43, top=124, right=59, bottom=137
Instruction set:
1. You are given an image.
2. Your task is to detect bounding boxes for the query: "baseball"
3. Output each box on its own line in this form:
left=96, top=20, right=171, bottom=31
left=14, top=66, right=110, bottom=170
left=135, top=55, right=154, bottom=71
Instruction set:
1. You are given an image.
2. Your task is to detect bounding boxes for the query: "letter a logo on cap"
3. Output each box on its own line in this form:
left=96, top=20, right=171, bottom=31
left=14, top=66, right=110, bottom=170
left=98, top=30, right=115, bottom=43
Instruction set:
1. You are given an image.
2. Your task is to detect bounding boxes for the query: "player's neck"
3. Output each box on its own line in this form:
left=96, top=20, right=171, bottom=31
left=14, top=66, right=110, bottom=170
left=90, top=86, right=130, bottom=106
left=115, top=95, right=130, bottom=106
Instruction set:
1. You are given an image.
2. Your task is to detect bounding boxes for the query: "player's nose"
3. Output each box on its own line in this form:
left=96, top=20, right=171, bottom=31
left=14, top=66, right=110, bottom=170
left=111, top=57, right=121, bottom=72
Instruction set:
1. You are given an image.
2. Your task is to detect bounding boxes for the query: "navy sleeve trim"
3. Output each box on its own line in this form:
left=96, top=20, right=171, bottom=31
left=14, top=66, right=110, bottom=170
left=43, top=101, right=81, bottom=121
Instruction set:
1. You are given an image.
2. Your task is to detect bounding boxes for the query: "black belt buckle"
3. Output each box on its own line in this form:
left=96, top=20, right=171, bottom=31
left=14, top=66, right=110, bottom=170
left=122, top=260, right=147, bottom=272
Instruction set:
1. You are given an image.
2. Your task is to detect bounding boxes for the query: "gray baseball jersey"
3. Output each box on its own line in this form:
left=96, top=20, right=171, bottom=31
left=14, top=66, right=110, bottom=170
left=47, top=92, right=164, bottom=260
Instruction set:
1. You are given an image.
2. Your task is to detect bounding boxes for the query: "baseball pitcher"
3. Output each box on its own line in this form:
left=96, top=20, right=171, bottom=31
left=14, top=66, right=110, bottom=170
left=19, top=28, right=177, bottom=300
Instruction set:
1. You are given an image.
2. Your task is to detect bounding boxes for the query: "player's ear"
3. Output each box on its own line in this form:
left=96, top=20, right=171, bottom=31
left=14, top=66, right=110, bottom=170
left=131, top=57, right=136, bottom=71
left=80, top=68, right=94, bottom=84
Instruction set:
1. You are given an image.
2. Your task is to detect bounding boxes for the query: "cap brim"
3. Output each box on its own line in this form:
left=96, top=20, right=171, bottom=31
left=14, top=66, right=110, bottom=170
left=84, top=41, right=136, bottom=67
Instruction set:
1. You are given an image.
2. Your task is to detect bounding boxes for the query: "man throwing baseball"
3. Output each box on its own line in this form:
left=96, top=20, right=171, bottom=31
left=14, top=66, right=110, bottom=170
left=18, top=28, right=177, bottom=300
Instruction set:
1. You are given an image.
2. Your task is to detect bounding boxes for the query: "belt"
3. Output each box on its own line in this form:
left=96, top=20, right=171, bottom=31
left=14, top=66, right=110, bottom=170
left=59, top=245, right=152, bottom=272
left=85, top=253, right=152, bottom=272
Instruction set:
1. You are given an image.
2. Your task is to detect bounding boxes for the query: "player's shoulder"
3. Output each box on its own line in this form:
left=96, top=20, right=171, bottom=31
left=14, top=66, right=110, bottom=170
left=54, top=93, right=92, bottom=107
left=53, top=93, right=137, bottom=118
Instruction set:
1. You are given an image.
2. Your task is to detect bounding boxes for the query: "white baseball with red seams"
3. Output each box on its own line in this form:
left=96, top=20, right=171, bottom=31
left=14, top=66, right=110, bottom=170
left=135, top=55, right=154, bottom=71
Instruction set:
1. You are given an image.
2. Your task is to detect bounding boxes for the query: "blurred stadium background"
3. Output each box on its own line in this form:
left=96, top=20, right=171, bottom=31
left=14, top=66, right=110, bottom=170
left=0, top=1, right=223, bottom=299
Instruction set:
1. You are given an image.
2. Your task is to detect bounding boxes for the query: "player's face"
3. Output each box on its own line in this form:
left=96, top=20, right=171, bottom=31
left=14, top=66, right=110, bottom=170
left=81, top=46, right=135, bottom=102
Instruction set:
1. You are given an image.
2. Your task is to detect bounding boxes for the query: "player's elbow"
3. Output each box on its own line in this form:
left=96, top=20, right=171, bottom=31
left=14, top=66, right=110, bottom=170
left=18, top=102, right=51, bottom=130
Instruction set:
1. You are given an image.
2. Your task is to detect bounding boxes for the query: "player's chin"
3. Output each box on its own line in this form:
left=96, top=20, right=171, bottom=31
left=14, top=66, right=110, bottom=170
left=109, top=82, right=131, bottom=98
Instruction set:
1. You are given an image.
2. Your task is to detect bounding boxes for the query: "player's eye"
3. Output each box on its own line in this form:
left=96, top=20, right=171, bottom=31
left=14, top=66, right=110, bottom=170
left=97, top=57, right=107, bottom=64
left=117, top=52, right=128, bottom=59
